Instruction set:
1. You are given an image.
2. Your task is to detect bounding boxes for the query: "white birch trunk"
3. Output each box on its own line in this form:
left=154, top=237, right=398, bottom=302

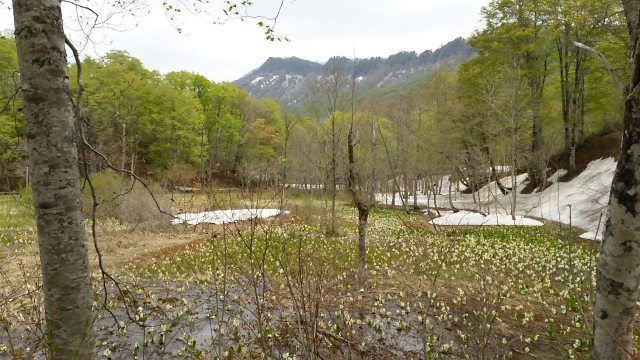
left=593, top=2, right=640, bottom=357
left=12, top=0, right=95, bottom=358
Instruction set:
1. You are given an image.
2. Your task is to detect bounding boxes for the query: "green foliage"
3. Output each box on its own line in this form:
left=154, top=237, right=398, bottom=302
left=244, top=118, right=279, bottom=162
left=0, top=35, right=18, bottom=80
left=66, top=50, right=294, bottom=186
left=162, top=73, right=287, bottom=180
left=0, top=189, right=34, bottom=229
left=429, top=0, right=628, bottom=179
left=0, top=36, right=25, bottom=191
left=72, top=51, right=205, bottom=177
left=80, top=171, right=121, bottom=204
left=17, top=186, right=32, bottom=207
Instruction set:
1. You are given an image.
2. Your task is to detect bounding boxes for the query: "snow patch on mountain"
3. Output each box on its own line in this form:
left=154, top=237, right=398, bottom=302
left=250, top=76, right=264, bottom=85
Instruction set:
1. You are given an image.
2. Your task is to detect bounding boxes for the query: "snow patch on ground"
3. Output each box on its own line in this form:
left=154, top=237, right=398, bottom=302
left=579, top=230, right=604, bottom=241
left=428, top=210, right=543, bottom=226
left=517, top=158, right=613, bottom=240
left=378, top=157, right=615, bottom=240
left=172, top=209, right=286, bottom=225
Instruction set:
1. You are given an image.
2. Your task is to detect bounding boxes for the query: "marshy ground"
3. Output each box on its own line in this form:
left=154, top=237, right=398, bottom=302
left=0, top=189, right=630, bottom=359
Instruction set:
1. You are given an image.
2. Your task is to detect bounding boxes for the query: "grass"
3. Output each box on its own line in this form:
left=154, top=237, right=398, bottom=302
left=0, top=191, right=630, bottom=359
left=0, top=193, right=35, bottom=230
left=119, top=201, right=605, bottom=358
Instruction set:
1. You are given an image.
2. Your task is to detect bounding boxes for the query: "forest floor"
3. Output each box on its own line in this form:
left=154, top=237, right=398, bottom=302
left=1, top=189, right=630, bottom=359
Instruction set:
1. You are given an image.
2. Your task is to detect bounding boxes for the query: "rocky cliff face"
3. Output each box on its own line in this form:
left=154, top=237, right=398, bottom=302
left=232, top=37, right=476, bottom=108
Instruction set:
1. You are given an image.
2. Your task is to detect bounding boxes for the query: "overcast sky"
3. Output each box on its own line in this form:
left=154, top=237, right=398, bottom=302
left=0, top=0, right=490, bottom=82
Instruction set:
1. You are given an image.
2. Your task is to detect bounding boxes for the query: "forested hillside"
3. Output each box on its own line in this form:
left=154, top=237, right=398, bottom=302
left=0, top=41, right=290, bottom=189
left=1, top=8, right=625, bottom=193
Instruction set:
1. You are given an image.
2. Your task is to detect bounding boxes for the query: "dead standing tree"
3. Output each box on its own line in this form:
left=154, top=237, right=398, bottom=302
left=347, top=119, right=375, bottom=285
left=345, top=59, right=376, bottom=285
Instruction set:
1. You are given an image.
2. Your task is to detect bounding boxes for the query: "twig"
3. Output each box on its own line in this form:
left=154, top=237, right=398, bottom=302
left=510, top=347, right=538, bottom=358
left=599, top=323, right=639, bottom=360
left=81, top=141, right=175, bottom=219
left=0, top=86, right=21, bottom=115
left=317, top=328, right=359, bottom=348
left=595, top=212, right=603, bottom=244
left=61, top=0, right=99, bottom=19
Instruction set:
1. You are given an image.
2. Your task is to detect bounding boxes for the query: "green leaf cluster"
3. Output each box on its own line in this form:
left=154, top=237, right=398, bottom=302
left=65, top=51, right=288, bottom=184
left=0, top=36, right=25, bottom=190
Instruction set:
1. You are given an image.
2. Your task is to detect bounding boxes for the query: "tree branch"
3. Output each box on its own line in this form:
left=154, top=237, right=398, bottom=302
left=61, top=0, right=99, bottom=19
left=573, top=41, right=626, bottom=94
left=65, top=35, right=85, bottom=115
left=66, top=35, right=150, bottom=328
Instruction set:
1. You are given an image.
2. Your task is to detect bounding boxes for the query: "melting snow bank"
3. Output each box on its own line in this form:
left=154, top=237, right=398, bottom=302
left=519, top=157, right=614, bottom=241
left=378, top=157, right=616, bottom=241
left=579, top=231, right=603, bottom=241
left=429, top=210, right=543, bottom=226
left=171, top=209, right=287, bottom=225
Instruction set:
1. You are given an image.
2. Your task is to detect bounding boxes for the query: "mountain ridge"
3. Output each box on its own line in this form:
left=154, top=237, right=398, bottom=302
left=232, top=37, right=476, bottom=108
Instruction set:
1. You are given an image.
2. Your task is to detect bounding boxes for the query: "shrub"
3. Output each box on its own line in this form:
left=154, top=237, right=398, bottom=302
left=81, top=171, right=172, bottom=229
